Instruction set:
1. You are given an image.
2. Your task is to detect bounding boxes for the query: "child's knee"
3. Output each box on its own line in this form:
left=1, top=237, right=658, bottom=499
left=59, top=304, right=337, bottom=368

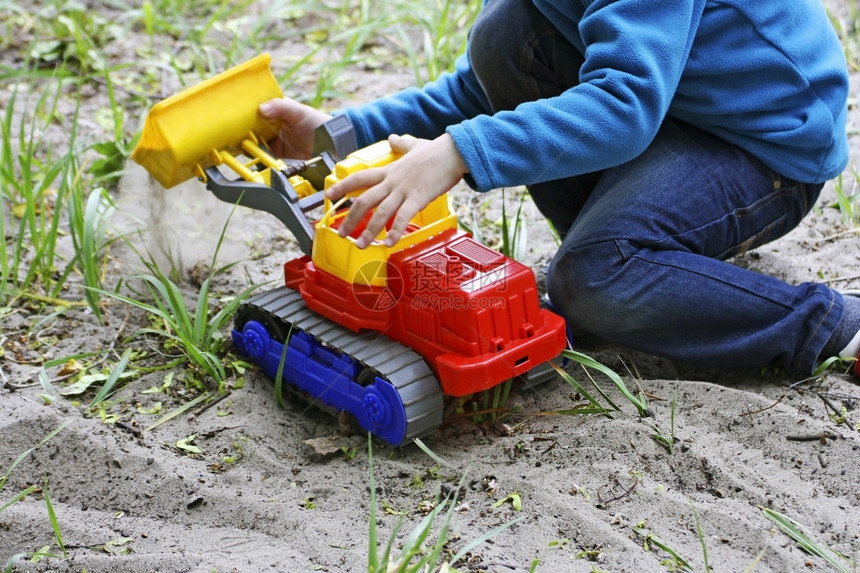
left=468, top=1, right=510, bottom=78
left=546, top=239, right=628, bottom=329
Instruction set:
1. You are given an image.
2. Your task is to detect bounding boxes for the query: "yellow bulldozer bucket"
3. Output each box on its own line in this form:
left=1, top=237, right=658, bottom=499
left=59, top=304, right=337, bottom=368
left=131, top=53, right=284, bottom=189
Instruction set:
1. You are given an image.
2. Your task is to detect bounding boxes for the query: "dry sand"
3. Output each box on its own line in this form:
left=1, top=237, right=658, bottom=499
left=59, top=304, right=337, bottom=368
left=3, top=159, right=859, bottom=572
left=2, top=4, right=860, bottom=571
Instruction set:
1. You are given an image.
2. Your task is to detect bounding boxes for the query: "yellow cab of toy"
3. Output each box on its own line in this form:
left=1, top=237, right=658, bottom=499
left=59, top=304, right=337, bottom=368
left=131, top=53, right=283, bottom=189
left=313, top=141, right=458, bottom=287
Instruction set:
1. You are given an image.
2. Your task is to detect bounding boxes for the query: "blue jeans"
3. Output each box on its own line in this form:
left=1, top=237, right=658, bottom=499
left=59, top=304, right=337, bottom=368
left=468, top=0, right=844, bottom=374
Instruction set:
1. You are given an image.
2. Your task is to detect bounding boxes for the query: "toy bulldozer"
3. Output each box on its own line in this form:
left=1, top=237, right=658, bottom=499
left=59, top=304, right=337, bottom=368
left=132, top=54, right=567, bottom=446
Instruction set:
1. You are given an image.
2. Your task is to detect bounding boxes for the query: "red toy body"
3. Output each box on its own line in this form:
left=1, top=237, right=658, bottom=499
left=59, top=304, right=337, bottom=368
left=289, top=226, right=567, bottom=397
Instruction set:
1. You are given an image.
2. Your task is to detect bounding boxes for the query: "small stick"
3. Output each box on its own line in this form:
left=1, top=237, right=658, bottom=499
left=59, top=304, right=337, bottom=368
left=188, top=391, right=232, bottom=420
left=739, top=394, right=786, bottom=416
left=115, top=420, right=143, bottom=438
left=597, top=473, right=639, bottom=505
left=785, top=432, right=837, bottom=442
left=818, top=394, right=844, bottom=417
left=827, top=272, right=860, bottom=284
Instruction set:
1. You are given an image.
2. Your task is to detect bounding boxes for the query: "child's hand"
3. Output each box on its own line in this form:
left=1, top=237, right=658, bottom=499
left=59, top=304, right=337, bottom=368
left=258, top=98, right=332, bottom=159
left=326, top=133, right=467, bottom=249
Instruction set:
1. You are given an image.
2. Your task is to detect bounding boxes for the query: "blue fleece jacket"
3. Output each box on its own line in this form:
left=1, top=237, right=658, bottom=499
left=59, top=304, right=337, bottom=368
left=342, top=0, right=849, bottom=189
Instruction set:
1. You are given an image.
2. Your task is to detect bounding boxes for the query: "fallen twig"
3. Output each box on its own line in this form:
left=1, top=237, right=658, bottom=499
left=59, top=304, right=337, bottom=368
left=189, top=390, right=232, bottom=420
left=597, top=473, right=638, bottom=506
left=739, top=394, right=786, bottom=417
left=785, top=432, right=838, bottom=442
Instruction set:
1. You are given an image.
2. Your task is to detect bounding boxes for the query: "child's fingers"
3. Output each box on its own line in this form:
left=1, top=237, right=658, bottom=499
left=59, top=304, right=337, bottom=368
left=356, top=190, right=405, bottom=249
left=388, top=133, right=418, bottom=154
left=326, top=169, right=383, bottom=201
left=383, top=192, right=425, bottom=247
left=336, top=180, right=390, bottom=241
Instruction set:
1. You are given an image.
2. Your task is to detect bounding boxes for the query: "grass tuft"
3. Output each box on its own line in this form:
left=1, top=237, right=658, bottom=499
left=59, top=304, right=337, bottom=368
left=761, top=507, right=852, bottom=573
left=560, top=349, right=649, bottom=416
left=92, top=202, right=263, bottom=387
left=369, top=436, right=522, bottom=571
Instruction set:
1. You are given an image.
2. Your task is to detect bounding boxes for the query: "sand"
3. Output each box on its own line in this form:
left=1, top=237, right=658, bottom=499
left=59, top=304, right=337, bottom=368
left=2, top=4, right=860, bottom=571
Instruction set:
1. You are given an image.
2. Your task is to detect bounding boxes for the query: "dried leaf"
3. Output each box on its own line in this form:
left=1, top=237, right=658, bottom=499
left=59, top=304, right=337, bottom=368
left=57, top=359, right=84, bottom=377
left=303, top=436, right=360, bottom=456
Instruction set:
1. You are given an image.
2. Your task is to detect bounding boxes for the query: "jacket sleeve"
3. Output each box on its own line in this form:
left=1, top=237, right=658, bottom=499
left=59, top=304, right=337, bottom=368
left=341, top=50, right=493, bottom=147
left=448, top=0, right=707, bottom=191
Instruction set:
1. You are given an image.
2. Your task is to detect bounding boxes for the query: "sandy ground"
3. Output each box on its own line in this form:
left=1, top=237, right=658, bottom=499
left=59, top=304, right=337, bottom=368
left=3, top=5, right=860, bottom=573
left=3, top=163, right=859, bottom=573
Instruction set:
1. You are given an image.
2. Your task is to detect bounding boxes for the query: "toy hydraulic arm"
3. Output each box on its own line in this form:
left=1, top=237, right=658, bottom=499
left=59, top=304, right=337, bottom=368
left=130, top=53, right=358, bottom=256
left=200, top=115, right=359, bottom=256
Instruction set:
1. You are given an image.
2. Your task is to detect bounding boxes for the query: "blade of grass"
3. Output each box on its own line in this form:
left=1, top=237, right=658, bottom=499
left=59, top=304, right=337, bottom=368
left=92, top=201, right=262, bottom=384
left=633, top=523, right=692, bottom=571
left=89, top=347, right=132, bottom=410
left=691, top=502, right=710, bottom=573
left=67, top=185, right=117, bottom=319
left=395, top=490, right=453, bottom=568
left=371, top=438, right=522, bottom=571
left=0, top=80, right=66, bottom=300
left=3, top=553, right=27, bottom=573
left=42, top=476, right=66, bottom=558
left=562, top=349, right=648, bottom=415
left=761, top=507, right=850, bottom=573
left=0, top=423, right=69, bottom=491
left=742, top=550, right=766, bottom=573
left=650, top=388, right=678, bottom=454
left=145, top=392, right=213, bottom=431
left=30, top=85, right=80, bottom=300
left=540, top=406, right=615, bottom=416
left=413, top=438, right=460, bottom=474
left=273, top=322, right=294, bottom=408
left=368, top=434, right=379, bottom=571
left=449, top=514, right=525, bottom=565
left=550, top=362, right=616, bottom=415
left=38, top=367, right=59, bottom=405
left=0, top=485, right=40, bottom=513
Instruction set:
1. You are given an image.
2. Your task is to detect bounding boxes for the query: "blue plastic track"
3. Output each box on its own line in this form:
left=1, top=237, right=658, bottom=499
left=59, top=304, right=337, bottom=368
left=232, top=320, right=409, bottom=446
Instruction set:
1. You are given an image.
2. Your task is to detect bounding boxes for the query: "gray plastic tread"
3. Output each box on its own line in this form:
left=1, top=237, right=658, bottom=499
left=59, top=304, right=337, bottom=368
left=238, top=286, right=444, bottom=443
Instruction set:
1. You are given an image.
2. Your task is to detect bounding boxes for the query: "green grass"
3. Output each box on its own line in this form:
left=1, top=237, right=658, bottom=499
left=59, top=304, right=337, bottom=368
left=0, top=0, right=488, bottom=444
left=0, top=81, right=67, bottom=305
left=828, top=1, right=860, bottom=73
left=761, top=507, right=853, bottom=573
left=650, top=388, right=678, bottom=454
left=0, top=78, right=123, bottom=319
left=558, top=349, right=650, bottom=417
left=368, top=436, right=523, bottom=571
left=831, top=170, right=860, bottom=227
left=1, top=423, right=68, bottom=569
left=93, top=221, right=263, bottom=389
left=691, top=503, right=711, bottom=573
left=1, top=0, right=480, bottom=311
left=66, top=185, right=118, bottom=320
left=459, top=187, right=531, bottom=261
left=498, top=187, right=529, bottom=261
left=2, top=0, right=860, bottom=569
left=0, top=424, right=68, bottom=493
left=632, top=521, right=693, bottom=571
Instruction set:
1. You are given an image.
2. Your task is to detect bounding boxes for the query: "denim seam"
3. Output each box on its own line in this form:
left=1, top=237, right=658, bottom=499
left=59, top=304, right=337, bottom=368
left=734, top=184, right=793, bottom=221
left=608, top=239, right=797, bottom=311
left=796, top=289, right=838, bottom=373
left=636, top=185, right=800, bottom=257
left=567, top=183, right=801, bottom=255
left=725, top=214, right=788, bottom=260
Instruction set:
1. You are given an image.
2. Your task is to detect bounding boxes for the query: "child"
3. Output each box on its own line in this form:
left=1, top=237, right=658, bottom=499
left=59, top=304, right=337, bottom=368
left=259, top=0, right=860, bottom=378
